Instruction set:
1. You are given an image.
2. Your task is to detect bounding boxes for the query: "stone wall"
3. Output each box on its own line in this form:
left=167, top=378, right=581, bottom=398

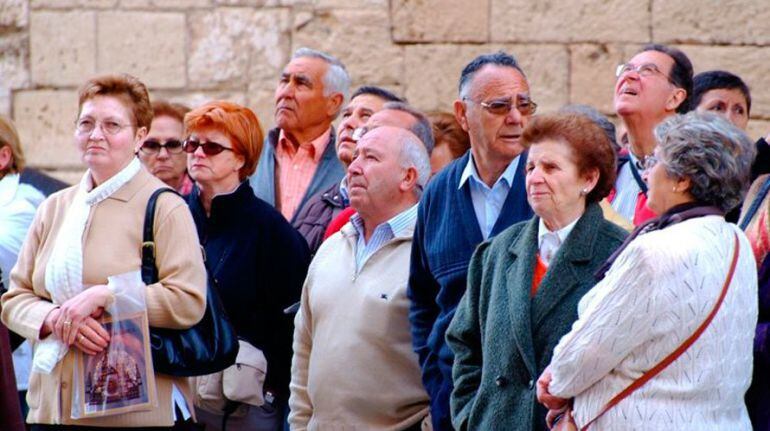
left=1, top=0, right=768, bottom=183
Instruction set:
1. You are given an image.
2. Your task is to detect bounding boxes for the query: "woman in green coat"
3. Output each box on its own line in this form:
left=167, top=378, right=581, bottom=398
left=446, top=113, right=627, bottom=430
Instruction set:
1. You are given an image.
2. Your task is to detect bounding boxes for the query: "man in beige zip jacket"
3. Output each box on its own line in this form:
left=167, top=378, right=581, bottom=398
left=289, top=126, right=431, bottom=431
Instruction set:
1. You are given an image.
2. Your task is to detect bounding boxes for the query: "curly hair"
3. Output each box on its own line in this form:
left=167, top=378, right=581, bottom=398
left=654, top=112, right=755, bottom=212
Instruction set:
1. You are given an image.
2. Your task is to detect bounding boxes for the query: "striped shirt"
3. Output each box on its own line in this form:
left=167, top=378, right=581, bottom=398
left=350, top=204, right=418, bottom=273
left=274, top=128, right=331, bottom=220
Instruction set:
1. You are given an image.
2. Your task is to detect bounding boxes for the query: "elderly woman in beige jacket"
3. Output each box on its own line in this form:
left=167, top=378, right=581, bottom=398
left=1, top=74, right=206, bottom=430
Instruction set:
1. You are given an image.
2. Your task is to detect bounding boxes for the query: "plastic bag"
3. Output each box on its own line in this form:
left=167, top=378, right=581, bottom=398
left=71, top=270, right=158, bottom=419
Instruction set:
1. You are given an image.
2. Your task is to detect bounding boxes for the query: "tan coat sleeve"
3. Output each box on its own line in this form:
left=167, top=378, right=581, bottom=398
left=1, top=202, right=57, bottom=340
left=144, top=194, right=207, bottom=329
left=288, top=269, right=314, bottom=430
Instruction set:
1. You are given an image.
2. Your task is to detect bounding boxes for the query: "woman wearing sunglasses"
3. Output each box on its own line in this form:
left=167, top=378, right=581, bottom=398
left=183, top=101, right=310, bottom=431
left=137, top=101, right=194, bottom=196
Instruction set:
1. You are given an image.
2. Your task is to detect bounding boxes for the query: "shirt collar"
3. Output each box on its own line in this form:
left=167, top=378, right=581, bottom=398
left=537, top=216, right=579, bottom=249
left=277, top=128, right=331, bottom=163
left=350, top=203, right=419, bottom=241
left=458, top=152, right=519, bottom=190
left=339, top=177, right=349, bottom=203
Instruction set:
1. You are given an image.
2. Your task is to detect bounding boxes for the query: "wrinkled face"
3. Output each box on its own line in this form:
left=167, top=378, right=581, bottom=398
left=137, top=116, right=187, bottom=185
left=75, top=95, right=144, bottom=179
left=336, top=94, right=387, bottom=166
left=458, top=65, right=532, bottom=164
left=186, top=128, right=245, bottom=188
left=274, top=56, right=332, bottom=134
left=347, top=127, right=408, bottom=217
left=525, top=139, right=594, bottom=224
left=642, top=149, right=681, bottom=214
left=696, top=88, right=749, bottom=130
left=614, top=50, right=680, bottom=119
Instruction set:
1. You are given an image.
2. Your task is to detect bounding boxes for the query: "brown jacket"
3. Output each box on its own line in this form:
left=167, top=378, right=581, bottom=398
left=0, top=168, right=207, bottom=427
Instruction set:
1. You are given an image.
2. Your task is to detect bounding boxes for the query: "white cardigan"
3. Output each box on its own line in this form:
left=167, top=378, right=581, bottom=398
left=548, top=216, right=757, bottom=430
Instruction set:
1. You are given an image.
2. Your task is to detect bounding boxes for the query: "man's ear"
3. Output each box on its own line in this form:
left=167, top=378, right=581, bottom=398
left=666, top=88, right=687, bottom=112
left=401, top=166, right=419, bottom=193
left=327, top=93, right=345, bottom=118
left=454, top=100, right=469, bottom=132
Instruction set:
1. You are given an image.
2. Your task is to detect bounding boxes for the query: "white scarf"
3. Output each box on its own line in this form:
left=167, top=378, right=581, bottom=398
left=32, top=158, right=141, bottom=374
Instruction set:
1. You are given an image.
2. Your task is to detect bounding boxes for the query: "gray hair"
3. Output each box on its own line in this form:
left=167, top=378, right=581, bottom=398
left=458, top=51, right=525, bottom=100
left=381, top=101, right=435, bottom=154
left=559, top=104, right=618, bottom=152
left=292, top=47, right=351, bottom=102
left=654, top=112, right=755, bottom=212
left=398, top=131, right=431, bottom=198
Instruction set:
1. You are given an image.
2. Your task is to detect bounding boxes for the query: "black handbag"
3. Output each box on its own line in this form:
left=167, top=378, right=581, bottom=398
left=141, top=188, right=238, bottom=377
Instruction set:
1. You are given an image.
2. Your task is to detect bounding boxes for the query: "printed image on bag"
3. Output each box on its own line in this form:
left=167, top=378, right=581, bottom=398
left=77, top=312, right=157, bottom=418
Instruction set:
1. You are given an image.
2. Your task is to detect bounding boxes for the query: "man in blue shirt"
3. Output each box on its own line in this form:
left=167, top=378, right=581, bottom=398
left=408, top=51, right=535, bottom=430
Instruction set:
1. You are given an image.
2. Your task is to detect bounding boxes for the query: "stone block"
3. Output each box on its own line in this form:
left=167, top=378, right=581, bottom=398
left=30, top=10, right=96, bottom=87
left=0, top=0, right=28, bottom=28
left=214, top=0, right=282, bottom=5
left=188, top=8, right=291, bottom=91
left=679, top=45, right=770, bottom=119
left=246, top=84, right=278, bottom=132
left=569, top=44, right=631, bottom=115
left=747, top=119, right=770, bottom=143
left=97, top=11, right=186, bottom=89
left=0, top=33, right=30, bottom=116
left=403, top=44, right=568, bottom=115
left=392, top=0, right=488, bottom=42
left=13, top=90, right=82, bottom=169
left=30, top=0, right=118, bottom=8
left=314, top=0, right=385, bottom=8
left=491, top=0, right=649, bottom=43
left=653, top=0, right=770, bottom=45
left=149, top=90, right=248, bottom=113
left=120, top=0, right=211, bottom=8
left=292, top=9, right=404, bottom=87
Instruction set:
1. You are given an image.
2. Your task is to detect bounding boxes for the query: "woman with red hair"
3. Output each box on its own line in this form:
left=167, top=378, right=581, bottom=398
left=183, top=101, right=310, bottom=431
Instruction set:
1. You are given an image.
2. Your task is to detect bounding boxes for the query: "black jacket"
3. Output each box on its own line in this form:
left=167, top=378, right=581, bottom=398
left=292, top=181, right=347, bottom=255
left=187, top=181, right=311, bottom=404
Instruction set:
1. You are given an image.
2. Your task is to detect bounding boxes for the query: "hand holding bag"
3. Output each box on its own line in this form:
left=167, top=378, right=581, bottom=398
left=142, top=188, right=239, bottom=377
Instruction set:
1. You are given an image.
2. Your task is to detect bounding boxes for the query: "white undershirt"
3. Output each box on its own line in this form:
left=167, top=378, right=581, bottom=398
left=537, top=217, right=579, bottom=266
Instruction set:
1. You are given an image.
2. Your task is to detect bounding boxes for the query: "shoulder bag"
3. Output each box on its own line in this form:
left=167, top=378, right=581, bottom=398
left=142, top=188, right=239, bottom=377
left=552, top=232, right=741, bottom=431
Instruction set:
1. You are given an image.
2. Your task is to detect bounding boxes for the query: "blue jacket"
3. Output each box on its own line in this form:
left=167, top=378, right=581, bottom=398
left=408, top=151, right=533, bottom=430
left=187, top=181, right=311, bottom=404
left=249, top=127, right=345, bottom=223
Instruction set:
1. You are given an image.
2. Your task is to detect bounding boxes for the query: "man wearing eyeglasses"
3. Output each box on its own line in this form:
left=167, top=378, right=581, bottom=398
left=249, top=48, right=349, bottom=223
left=610, top=44, right=693, bottom=225
left=136, top=101, right=194, bottom=195
left=408, top=51, right=534, bottom=430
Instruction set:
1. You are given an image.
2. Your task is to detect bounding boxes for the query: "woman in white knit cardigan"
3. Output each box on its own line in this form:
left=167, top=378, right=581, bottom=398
left=537, top=112, right=758, bottom=430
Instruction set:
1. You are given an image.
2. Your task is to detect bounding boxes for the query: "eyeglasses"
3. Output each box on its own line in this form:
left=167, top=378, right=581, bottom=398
left=642, top=154, right=661, bottom=170
left=183, top=139, right=234, bottom=156
left=75, top=118, right=133, bottom=136
left=140, top=139, right=184, bottom=154
left=615, top=63, right=673, bottom=84
left=464, top=97, right=537, bottom=116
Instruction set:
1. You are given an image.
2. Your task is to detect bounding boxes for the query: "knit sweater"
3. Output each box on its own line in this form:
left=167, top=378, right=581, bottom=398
left=289, top=218, right=430, bottom=431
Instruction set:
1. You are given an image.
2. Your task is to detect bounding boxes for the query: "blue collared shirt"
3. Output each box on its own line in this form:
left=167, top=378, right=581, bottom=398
left=611, top=153, right=642, bottom=221
left=459, top=154, right=520, bottom=239
left=350, top=204, right=418, bottom=272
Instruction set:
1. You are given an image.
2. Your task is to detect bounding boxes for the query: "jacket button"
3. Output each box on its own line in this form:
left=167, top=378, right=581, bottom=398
left=528, top=379, right=534, bottom=389
left=495, top=376, right=507, bottom=387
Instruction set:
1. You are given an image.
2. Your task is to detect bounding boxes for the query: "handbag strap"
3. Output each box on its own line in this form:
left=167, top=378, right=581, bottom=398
left=141, top=188, right=181, bottom=285
left=580, top=231, right=741, bottom=431
left=739, top=175, right=770, bottom=231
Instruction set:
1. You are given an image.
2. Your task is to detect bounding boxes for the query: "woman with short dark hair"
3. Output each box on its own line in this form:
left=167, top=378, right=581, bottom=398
left=447, top=113, right=627, bottom=431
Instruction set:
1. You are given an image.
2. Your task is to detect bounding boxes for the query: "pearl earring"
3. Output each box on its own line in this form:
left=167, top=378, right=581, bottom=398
left=580, top=188, right=588, bottom=196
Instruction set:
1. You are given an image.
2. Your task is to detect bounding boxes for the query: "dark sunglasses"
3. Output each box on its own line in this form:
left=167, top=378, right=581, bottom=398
left=183, top=139, right=234, bottom=156
left=140, top=139, right=183, bottom=154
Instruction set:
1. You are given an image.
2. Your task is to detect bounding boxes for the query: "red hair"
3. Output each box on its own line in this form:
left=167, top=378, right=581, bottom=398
left=184, top=101, right=264, bottom=181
